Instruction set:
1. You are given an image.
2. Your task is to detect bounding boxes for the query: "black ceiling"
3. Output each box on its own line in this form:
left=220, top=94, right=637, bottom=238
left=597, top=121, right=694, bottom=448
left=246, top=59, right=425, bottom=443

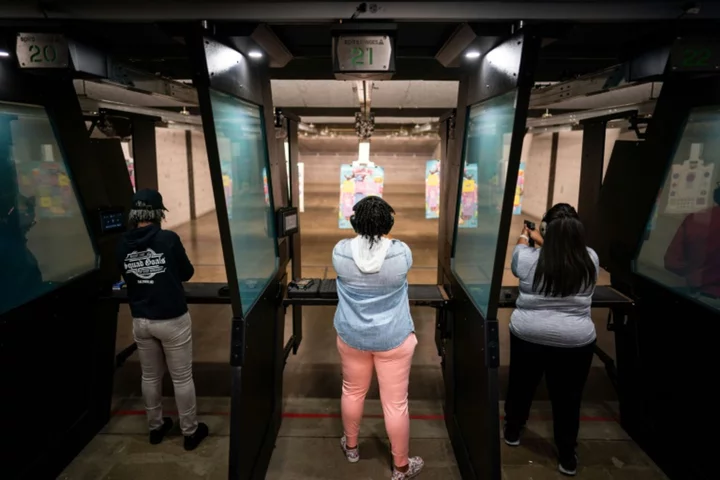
left=46, top=18, right=720, bottom=82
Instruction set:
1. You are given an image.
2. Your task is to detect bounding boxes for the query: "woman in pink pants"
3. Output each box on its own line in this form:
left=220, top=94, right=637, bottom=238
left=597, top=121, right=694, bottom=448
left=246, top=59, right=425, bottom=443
left=332, top=196, right=423, bottom=479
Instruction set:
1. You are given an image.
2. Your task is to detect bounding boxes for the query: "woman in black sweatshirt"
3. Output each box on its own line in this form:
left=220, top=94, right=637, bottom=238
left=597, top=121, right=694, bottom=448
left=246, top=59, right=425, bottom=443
left=116, top=189, right=208, bottom=450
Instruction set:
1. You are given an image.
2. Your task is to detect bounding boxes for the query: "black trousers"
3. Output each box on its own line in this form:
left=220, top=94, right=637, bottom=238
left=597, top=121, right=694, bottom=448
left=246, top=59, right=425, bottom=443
left=504, top=331, right=595, bottom=457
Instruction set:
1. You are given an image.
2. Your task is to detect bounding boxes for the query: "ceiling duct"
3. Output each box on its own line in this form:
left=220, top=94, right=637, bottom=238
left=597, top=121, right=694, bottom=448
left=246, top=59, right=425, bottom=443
left=250, top=24, right=293, bottom=68
left=435, top=23, right=477, bottom=67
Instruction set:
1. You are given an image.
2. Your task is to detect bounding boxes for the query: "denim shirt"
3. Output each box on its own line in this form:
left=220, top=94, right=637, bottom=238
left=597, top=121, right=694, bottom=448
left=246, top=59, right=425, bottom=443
left=333, top=237, right=415, bottom=352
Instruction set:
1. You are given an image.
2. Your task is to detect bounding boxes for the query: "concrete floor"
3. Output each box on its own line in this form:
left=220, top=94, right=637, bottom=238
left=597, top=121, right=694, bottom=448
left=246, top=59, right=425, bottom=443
left=61, top=204, right=668, bottom=479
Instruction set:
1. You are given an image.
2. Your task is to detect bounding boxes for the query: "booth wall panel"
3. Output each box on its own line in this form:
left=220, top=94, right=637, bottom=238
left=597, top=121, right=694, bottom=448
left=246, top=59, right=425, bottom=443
left=191, top=130, right=216, bottom=217
left=156, top=128, right=191, bottom=228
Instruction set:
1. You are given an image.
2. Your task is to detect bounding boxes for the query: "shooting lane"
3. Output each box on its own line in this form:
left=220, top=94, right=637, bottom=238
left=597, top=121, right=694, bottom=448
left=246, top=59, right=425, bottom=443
left=111, top=31, right=297, bottom=480
left=284, top=30, right=634, bottom=480
left=597, top=36, right=720, bottom=480
left=0, top=30, right=132, bottom=479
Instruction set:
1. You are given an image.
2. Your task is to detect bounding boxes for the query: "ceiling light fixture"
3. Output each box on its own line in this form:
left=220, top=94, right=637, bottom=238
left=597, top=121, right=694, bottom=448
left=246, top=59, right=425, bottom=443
left=248, top=50, right=263, bottom=59
left=0, top=51, right=10, bottom=58
left=465, top=50, right=481, bottom=59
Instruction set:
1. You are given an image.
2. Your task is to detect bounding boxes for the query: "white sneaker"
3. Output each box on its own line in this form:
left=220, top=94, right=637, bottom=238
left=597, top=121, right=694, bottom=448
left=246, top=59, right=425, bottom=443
left=392, top=456, right=424, bottom=479
left=558, top=454, right=578, bottom=476
left=340, top=436, right=359, bottom=463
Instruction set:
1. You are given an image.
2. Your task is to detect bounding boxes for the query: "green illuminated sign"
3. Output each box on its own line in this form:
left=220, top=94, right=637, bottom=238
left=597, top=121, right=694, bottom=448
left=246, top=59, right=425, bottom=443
left=350, top=46, right=374, bottom=66
left=680, top=47, right=713, bottom=68
left=670, top=38, right=720, bottom=72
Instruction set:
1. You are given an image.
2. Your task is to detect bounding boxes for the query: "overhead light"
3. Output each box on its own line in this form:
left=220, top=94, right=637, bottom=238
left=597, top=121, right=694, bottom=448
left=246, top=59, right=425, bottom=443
left=465, top=50, right=481, bottom=59
left=0, top=51, right=10, bottom=58
left=248, top=50, right=263, bottom=59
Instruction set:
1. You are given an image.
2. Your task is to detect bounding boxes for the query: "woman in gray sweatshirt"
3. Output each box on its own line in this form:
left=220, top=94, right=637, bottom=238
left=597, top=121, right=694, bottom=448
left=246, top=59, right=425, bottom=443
left=503, top=203, right=599, bottom=477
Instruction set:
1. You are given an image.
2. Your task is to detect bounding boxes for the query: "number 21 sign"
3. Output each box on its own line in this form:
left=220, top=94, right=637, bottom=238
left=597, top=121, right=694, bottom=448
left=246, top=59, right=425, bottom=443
left=16, top=33, right=69, bottom=69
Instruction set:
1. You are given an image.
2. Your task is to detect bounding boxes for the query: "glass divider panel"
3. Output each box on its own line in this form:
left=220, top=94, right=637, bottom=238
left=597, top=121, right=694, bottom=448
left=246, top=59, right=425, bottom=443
left=209, top=90, right=279, bottom=315
left=634, top=105, right=720, bottom=313
left=451, top=91, right=518, bottom=316
left=0, top=102, right=98, bottom=315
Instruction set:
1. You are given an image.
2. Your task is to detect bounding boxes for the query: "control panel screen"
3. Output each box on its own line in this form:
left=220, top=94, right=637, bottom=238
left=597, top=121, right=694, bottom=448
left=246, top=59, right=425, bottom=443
left=285, top=212, right=298, bottom=232
left=99, top=209, right=125, bottom=234
left=277, top=207, right=299, bottom=237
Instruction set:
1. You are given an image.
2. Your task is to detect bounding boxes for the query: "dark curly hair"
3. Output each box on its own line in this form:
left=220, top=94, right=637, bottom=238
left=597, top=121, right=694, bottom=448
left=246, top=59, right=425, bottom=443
left=352, top=196, right=395, bottom=246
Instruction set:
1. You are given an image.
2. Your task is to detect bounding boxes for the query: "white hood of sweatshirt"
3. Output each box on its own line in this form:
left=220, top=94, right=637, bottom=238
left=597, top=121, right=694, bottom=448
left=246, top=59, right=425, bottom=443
left=350, top=235, right=392, bottom=274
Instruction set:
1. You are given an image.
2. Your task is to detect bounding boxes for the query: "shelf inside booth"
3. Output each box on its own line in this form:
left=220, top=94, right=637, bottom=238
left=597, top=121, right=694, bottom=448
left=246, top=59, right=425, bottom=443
left=285, top=278, right=449, bottom=307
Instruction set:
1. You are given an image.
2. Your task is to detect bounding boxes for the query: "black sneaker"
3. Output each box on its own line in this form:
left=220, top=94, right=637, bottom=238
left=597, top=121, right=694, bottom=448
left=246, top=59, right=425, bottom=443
left=503, top=424, right=521, bottom=446
left=184, top=422, right=209, bottom=451
left=558, top=454, right=578, bottom=476
left=149, top=417, right=173, bottom=445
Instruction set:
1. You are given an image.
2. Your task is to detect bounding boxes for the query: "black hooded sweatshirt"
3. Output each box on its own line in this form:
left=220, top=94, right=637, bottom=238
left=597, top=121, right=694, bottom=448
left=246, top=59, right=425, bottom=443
left=116, top=224, right=194, bottom=320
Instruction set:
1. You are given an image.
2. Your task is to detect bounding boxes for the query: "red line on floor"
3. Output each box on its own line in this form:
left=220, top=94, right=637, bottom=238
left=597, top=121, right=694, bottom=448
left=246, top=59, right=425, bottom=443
left=113, top=410, right=616, bottom=422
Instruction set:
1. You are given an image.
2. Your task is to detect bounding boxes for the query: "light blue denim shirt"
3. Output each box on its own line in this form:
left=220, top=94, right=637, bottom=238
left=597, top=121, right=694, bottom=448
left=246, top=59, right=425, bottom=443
left=333, top=237, right=415, bottom=352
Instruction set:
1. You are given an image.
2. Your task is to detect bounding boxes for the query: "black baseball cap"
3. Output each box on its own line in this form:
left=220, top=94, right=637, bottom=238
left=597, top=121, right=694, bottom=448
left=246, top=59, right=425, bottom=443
left=132, top=189, right=168, bottom=211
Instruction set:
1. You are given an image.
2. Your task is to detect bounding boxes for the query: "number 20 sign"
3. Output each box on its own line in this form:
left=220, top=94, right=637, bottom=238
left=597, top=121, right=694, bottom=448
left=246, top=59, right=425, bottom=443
left=16, top=33, right=70, bottom=69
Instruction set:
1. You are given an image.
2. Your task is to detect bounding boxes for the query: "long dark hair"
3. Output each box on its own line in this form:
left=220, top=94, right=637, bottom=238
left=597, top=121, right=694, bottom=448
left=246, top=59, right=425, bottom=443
left=533, top=203, right=596, bottom=297
left=351, top=196, right=395, bottom=246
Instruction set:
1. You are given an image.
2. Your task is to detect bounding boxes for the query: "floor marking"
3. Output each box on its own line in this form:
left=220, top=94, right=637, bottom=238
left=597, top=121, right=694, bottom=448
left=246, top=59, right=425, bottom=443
left=113, top=410, right=617, bottom=422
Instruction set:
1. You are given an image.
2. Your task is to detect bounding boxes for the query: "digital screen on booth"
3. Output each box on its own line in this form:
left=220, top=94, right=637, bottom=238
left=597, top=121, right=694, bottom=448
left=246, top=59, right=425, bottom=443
left=99, top=209, right=125, bottom=234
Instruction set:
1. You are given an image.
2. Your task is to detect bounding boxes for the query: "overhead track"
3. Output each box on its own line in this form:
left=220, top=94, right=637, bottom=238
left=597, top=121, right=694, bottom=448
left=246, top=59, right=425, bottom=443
left=78, top=98, right=203, bottom=127
left=530, top=45, right=669, bottom=109
left=68, top=40, right=198, bottom=104
left=74, top=79, right=197, bottom=109
left=526, top=101, right=655, bottom=129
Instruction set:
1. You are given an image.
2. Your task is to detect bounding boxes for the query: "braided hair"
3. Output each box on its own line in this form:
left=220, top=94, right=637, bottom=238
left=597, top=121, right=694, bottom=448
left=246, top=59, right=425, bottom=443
left=128, top=208, right=165, bottom=228
left=351, top=196, right=395, bottom=247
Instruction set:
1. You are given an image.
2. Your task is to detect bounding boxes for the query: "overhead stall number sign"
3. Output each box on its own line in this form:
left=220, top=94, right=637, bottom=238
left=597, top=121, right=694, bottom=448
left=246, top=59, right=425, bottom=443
left=16, top=33, right=69, bottom=69
left=670, top=38, right=720, bottom=71
left=336, top=36, right=393, bottom=72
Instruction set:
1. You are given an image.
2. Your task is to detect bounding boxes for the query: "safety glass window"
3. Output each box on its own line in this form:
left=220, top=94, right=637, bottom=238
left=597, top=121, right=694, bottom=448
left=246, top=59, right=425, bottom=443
left=451, top=91, right=518, bottom=316
left=0, top=102, right=98, bottom=315
left=634, top=105, right=720, bottom=313
left=209, top=90, right=279, bottom=314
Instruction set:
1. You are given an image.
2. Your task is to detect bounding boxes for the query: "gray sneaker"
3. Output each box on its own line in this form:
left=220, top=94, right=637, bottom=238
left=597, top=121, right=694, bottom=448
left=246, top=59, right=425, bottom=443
left=392, top=456, right=424, bottom=479
left=340, top=435, right=360, bottom=463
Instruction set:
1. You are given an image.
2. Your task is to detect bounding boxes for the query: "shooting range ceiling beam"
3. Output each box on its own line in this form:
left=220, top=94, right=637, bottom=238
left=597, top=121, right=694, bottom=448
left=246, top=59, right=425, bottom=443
left=271, top=57, right=460, bottom=80
left=4, top=1, right=718, bottom=20
left=281, top=107, right=451, bottom=118
left=300, top=116, right=439, bottom=125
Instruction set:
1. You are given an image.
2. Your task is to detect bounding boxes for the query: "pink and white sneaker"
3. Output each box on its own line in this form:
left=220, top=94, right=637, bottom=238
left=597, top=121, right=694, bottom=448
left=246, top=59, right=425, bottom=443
left=392, top=456, right=424, bottom=479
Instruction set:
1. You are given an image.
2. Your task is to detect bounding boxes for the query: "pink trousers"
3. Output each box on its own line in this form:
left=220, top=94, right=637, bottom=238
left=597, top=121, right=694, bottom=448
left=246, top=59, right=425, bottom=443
left=337, top=334, right=418, bottom=467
